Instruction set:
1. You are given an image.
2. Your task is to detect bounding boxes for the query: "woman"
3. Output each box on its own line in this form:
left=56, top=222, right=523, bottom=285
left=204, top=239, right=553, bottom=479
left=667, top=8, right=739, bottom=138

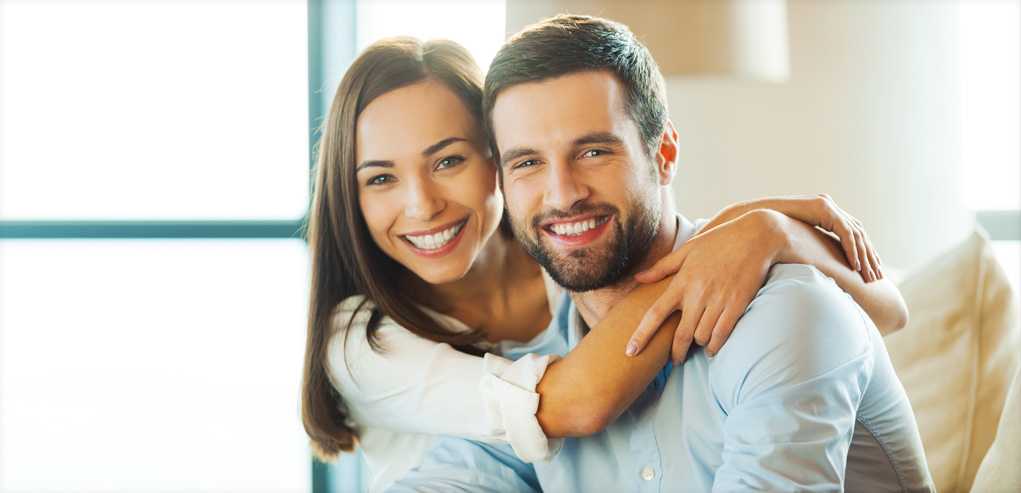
left=301, top=38, right=906, bottom=492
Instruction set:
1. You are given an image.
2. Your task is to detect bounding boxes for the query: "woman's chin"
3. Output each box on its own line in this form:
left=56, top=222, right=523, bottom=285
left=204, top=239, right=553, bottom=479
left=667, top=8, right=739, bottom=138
left=408, top=261, right=472, bottom=286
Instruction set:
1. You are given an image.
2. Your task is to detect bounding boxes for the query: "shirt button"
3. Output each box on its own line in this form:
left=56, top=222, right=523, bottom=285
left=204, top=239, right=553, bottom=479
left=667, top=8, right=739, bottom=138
left=640, top=466, right=656, bottom=481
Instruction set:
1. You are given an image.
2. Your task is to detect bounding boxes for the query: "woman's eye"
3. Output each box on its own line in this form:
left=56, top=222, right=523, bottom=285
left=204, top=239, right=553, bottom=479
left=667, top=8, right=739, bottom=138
left=366, top=174, right=394, bottom=186
left=435, top=155, right=465, bottom=170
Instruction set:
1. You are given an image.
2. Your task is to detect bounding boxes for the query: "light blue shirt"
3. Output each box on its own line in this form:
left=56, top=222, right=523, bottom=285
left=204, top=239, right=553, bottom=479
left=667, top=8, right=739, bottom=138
left=391, top=217, right=933, bottom=492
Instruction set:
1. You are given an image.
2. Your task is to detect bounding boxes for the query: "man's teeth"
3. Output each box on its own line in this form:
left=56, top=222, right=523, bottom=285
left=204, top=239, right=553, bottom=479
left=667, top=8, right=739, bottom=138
left=406, top=222, right=464, bottom=250
left=550, top=218, right=599, bottom=236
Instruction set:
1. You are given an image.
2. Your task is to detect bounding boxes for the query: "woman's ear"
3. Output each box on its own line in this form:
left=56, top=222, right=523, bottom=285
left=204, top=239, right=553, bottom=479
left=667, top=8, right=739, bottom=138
left=655, top=120, right=680, bottom=186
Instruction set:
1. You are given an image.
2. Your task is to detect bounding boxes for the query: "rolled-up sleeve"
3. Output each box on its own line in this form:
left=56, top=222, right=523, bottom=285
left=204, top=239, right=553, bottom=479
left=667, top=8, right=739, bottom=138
left=327, top=297, right=559, bottom=462
left=709, top=265, right=875, bottom=492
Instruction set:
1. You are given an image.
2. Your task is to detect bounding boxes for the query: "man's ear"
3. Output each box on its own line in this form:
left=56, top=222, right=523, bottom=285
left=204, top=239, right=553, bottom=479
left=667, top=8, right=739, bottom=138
left=654, top=120, right=680, bottom=186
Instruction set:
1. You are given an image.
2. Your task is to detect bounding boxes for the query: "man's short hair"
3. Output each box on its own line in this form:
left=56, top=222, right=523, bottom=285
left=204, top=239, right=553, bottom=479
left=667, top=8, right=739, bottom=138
left=483, top=14, right=669, bottom=158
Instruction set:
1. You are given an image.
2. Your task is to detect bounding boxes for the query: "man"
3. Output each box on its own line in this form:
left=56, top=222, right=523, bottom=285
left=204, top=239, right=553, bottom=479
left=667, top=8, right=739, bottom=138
left=391, top=15, right=933, bottom=492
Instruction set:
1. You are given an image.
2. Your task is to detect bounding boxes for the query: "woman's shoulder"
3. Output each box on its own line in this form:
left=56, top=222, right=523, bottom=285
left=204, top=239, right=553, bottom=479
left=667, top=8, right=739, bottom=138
left=331, top=294, right=376, bottom=334
left=326, top=295, right=465, bottom=389
left=326, top=295, right=398, bottom=393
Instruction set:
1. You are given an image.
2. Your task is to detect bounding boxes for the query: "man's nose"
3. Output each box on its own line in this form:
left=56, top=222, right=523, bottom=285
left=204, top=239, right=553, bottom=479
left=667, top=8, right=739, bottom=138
left=543, top=159, right=590, bottom=211
left=404, top=176, right=444, bottom=221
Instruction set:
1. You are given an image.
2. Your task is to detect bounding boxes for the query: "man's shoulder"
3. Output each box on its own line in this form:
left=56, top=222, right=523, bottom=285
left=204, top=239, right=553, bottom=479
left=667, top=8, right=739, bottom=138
left=746, top=263, right=867, bottom=329
left=707, top=264, right=876, bottom=407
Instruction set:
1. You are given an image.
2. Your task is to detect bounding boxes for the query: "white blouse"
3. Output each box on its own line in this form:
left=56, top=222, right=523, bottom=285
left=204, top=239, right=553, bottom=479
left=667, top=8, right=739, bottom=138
left=325, top=273, right=564, bottom=493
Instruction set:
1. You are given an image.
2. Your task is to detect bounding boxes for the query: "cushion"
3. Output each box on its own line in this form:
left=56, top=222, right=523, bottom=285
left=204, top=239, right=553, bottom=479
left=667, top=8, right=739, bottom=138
left=884, top=228, right=1020, bottom=492
left=970, top=365, right=1021, bottom=492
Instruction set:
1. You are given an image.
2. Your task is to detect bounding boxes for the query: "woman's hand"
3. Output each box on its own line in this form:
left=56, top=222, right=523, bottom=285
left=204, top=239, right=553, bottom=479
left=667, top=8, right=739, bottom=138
left=626, top=209, right=785, bottom=363
left=699, top=194, right=883, bottom=282
left=625, top=194, right=887, bottom=363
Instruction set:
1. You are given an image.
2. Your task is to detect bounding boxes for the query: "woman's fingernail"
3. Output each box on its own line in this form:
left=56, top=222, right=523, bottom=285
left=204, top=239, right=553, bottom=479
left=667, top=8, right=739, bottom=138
left=626, top=342, right=638, bottom=356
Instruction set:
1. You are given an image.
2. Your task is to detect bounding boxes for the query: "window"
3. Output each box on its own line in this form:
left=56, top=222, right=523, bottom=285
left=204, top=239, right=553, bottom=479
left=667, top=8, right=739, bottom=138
left=0, top=240, right=309, bottom=491
left=355, top=0, right=506, bottom=71
left=0, top=1, right=309, bottom=220
left=0, top=1, right=312, bottom=491
left=958, top=0, right=1021, bottom=296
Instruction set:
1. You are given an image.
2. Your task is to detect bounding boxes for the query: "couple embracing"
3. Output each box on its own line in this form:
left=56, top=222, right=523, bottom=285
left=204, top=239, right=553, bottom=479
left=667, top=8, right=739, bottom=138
left=302, top=14, right=933, bottom=492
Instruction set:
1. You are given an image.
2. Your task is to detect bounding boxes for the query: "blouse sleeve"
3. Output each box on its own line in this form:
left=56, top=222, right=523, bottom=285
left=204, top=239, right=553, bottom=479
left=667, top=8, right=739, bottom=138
left=326, top=296, right=562, bottom=463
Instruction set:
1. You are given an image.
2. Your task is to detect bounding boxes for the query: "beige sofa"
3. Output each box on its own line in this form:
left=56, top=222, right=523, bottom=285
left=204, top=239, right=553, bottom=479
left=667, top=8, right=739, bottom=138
left=885, top=229, right=1020, bottom=492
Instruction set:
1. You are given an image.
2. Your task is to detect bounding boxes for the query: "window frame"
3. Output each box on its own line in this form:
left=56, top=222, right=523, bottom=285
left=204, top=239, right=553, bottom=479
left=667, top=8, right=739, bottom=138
left=0, top=0, right=361, bottom=491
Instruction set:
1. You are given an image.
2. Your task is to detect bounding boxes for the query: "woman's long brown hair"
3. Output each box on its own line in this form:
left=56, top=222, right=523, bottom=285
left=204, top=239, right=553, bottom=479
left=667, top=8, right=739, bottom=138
left=301, top=38, right=490, bottom=461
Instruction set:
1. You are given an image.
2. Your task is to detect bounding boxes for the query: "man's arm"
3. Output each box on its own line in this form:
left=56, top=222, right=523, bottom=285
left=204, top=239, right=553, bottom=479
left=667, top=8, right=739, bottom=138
left=709, top=264, right=875, bottom=492
left=388, top=438, right=539, bottom=493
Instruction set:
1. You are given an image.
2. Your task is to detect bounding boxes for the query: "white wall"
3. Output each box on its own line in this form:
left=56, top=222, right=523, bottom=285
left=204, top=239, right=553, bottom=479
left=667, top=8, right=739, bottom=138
left=668, top=0, right=974, bottom=271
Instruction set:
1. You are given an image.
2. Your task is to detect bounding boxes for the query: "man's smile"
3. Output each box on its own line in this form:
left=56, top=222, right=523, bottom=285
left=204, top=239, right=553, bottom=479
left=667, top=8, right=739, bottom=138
left=540, top=214, right=613, bottom=248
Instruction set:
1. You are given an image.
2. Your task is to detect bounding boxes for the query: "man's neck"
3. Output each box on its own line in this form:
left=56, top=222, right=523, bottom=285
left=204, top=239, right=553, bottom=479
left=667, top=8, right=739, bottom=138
left=572, top=197, right=679, bottom=329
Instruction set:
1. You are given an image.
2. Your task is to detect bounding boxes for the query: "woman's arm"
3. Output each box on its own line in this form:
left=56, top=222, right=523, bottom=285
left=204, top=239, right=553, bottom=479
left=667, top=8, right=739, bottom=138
left=535, top=277, right=679, bottom=436
left=535, top=211, right=782, bottom=437
left=630, top=195, right=905, bottom=343
left=770, top=211, right=908, bottom=334
left=536, top=199, right=905, bottom=438
left=700, top=194, right=883, bottom=282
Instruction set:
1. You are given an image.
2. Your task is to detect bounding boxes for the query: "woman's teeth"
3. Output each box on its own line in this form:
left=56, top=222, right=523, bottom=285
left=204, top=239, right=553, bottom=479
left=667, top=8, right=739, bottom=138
left=550, top=218, right=599, bottom=236
left=405, top=221, right=464, bottom=250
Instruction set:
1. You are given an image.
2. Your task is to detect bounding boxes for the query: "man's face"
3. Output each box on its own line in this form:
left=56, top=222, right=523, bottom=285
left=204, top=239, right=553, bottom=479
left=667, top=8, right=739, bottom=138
left=491, top=70, right=666, bottom=291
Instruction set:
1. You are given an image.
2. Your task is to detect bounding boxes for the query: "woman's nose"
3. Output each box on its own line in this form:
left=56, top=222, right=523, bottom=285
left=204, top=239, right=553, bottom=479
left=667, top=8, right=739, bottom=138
left=403, top=176, right=445, bottom=221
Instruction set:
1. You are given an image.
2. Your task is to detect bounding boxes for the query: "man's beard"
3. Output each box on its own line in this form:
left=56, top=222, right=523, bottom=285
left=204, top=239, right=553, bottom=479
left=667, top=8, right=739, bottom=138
left=512, top=198, right=660, bottom=292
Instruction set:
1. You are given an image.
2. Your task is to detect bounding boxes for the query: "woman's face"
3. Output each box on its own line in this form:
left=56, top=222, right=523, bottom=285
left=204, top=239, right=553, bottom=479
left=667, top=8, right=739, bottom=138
left=355, top=79, right=504, bottom=285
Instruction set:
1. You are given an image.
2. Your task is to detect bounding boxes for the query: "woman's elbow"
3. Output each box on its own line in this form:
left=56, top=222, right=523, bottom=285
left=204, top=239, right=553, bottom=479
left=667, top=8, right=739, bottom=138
left=892, top=304, right=910, bottom=332
left=878, top=302, right=910, bottom=336
left=539, top=404, right=614, bottom=437
left=562, top=409, right=613, bottom=437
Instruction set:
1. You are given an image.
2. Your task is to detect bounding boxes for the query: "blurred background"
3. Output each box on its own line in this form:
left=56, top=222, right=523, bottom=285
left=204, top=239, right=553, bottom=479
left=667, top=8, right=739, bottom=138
left=0, top=0, right=1017, bottom=492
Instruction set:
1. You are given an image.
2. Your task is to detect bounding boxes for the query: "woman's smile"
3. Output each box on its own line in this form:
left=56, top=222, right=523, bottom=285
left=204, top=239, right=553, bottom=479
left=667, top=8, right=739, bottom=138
left=399, top=216, right=470, bottom=257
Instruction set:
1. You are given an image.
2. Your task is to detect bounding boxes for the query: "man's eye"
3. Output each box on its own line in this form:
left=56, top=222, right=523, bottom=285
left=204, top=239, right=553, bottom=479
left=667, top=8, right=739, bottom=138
left=513, top=159, right=539, bottom=170
left=436, top=155, right=465, bottom=170
left=582, top=149, right=606, bottom=158
left=366, top=174, right=394, bottom=186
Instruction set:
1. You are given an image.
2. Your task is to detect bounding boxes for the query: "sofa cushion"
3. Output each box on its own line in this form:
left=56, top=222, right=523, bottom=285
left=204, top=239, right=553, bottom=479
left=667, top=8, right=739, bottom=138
left=884, top=229, right=1020, bottom=492
left=970, top=365, right=1021, bottom=492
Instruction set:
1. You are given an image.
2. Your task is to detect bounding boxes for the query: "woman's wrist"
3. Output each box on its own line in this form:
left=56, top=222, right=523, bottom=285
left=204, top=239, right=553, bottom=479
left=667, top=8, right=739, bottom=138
left=745, top=208, right=795, bottom=265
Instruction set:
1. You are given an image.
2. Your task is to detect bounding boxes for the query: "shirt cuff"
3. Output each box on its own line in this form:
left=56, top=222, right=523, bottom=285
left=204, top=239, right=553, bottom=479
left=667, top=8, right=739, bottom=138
left=479, top=352, right=564, bottom=463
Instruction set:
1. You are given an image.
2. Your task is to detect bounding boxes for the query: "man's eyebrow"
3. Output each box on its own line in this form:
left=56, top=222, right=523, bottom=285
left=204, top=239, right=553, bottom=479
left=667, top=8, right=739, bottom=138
left=355, top=159, right=393, bottom=172
left=499, top=146, right=539, bottom=168
left=574, top=132, right=625, bottom=148
left=422, top=136, right=468, bottom=157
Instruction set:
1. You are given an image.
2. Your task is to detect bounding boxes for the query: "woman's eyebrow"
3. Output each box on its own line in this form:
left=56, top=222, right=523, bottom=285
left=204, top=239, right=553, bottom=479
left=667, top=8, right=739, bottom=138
left=422, top=136, right=468, bottom=156
left=355, top=159, right=393, bottom=172
left=356, top=137, right=469, bottom=172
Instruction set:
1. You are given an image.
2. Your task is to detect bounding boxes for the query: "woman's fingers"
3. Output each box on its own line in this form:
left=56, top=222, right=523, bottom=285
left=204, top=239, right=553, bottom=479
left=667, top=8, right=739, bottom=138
left=627, top=283, right=684, bottom=356
left=673, top=301, right=703, bottom=363
left=671, top=316, right=694, bottom=365
left=633, top=246, right=689, bottom=284
left=706, top=306, right=742, bottom=357
left=853, top=228, right=872, bottom=282
left=835, top=220, right=861, bottom=271
left=862, top=229, right=883, bottom=280
left=692, top=303, right=721, bottom=348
